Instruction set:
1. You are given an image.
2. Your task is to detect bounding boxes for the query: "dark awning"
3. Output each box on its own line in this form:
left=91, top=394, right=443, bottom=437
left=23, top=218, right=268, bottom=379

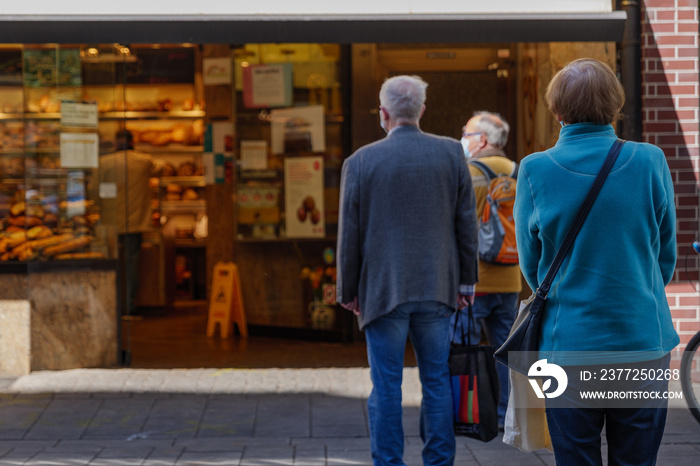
left=0, top=13, right=627, bottom=44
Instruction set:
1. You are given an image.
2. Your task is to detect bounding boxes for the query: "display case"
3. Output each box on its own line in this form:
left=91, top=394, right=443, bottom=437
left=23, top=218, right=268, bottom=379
left=0, top=47, right=103, bottom=263
left=232, top=44, right=351, bottom=339
left=0, top=44, right=207, bottom=314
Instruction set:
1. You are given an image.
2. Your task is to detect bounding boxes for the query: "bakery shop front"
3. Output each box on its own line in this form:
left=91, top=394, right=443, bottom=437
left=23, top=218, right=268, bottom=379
left=0, top=2, right=627, bottom=372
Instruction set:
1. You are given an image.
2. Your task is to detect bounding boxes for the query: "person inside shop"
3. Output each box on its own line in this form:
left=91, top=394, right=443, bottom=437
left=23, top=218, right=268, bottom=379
left=99, top=129, right=164, bottom=316
left=457, top=111, right=521, bottom=430
left=336, top=74, right=479, bottom=466
left=514, top=58, right=678, bottom=465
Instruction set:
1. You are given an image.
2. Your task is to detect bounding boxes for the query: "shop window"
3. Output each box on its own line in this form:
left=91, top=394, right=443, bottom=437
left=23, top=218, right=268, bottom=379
left=232, top=44, right=350, bottom=338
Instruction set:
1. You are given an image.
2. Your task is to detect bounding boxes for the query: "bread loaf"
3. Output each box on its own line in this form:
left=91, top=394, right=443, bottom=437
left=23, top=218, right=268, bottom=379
left=26, top=225, right=52, bottom=240
left=29, top=233, right=74, bottom=250
left=42, top=236, right=91, bottom=257
left=54, top=252, right=104, bottom=260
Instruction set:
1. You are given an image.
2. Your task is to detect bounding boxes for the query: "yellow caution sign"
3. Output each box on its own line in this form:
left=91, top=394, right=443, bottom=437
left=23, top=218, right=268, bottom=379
left=207, top=262, right=248, bottom=339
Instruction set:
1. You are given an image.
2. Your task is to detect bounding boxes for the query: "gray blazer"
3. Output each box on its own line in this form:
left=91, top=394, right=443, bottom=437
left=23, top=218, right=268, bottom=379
left=336, top=125, right=479, bottom=330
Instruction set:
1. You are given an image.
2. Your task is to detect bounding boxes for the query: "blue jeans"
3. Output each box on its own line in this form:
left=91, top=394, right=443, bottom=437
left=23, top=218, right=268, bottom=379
left=545, top=354, right=670, bottom=466
left=365, top=301, right=455, bottom=466
left=450, top=293, right=517, bottom=425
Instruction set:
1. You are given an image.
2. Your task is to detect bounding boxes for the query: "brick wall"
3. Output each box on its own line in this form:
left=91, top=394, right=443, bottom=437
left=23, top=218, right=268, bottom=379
left=641, top=0, right=700, bottom=360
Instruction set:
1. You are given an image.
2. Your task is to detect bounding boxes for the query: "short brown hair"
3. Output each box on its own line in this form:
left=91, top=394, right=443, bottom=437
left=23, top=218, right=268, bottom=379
left=545, top=58, right=625, bottom=125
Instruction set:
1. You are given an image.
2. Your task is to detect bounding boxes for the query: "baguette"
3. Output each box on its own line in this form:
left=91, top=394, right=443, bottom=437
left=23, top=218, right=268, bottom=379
left=42, top=236, right=91, bottom=257
left=12, top=243, right=35, bottom=261
left=54, top=252, right=104, bottom=260
left=29, top=233, right=74, bottom=250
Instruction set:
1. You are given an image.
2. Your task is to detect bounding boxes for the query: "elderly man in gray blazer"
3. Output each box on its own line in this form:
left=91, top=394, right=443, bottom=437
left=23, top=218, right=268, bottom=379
left=336, top=75, right=479, bottom=466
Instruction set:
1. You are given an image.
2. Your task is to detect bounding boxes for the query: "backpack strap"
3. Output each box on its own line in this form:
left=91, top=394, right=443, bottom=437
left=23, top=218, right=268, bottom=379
left=468, top=159, right=497, bottom=181
left=509, top=162, right=519, bottom=180
left=468, top=158, right=518, bottom=180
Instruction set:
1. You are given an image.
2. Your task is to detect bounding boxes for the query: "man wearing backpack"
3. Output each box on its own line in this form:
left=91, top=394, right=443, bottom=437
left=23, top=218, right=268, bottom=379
left=457, top=111, right=522, bottom=429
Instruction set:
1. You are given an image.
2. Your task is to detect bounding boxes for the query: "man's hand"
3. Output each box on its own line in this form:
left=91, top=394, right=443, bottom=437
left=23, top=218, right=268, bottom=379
left=340, top=297, right=361, bottom=316
left=457, top=293, right=474, bottom=309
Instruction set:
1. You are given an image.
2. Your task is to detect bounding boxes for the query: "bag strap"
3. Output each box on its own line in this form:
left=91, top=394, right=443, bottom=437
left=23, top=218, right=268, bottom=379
left=469, top=159, right=519, bottom=181
left=537, top=139, right=625, bottom=298
left=453, top=302, right=477, bottom=346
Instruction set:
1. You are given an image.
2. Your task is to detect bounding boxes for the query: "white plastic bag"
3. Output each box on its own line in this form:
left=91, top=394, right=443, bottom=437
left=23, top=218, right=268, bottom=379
left=502, top=369, right=553, bottom=452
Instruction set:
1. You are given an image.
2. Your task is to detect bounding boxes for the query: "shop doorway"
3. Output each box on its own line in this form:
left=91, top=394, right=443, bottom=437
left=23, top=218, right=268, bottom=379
left=373, top=45, right=516, bottom=158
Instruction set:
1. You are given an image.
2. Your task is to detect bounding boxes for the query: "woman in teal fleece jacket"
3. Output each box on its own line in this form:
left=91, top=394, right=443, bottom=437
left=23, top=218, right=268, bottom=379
left=514, top=58, right=678, bottom=466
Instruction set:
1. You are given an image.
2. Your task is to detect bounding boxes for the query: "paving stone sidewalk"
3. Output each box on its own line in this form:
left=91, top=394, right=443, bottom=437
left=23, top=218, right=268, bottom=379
left=0, top=368, right=698, bottom=465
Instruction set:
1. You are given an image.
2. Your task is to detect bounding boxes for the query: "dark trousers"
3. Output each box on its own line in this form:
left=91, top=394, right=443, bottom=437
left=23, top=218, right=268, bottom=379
left=119, top=233, right=142, bottom=315
left=544, top=354, right=670, bottom=466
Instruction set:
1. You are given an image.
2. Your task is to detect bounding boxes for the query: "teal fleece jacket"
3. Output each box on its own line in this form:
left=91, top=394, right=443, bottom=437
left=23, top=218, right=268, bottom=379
left=514, top=123, right=679, bottom=365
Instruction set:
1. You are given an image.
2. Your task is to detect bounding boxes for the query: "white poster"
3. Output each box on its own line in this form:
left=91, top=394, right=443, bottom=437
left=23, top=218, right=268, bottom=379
left=203, top=57, right=232, bottom=85
left=61, top=101, right=98, bottom=128
left=284, top=156, right=324, bottom=238
left=270, top=105, right=326, bottom=155
left=240, top=140, right=268, bottom=170
left=243, top=63, right=293, bottom=108
left=60, top=132, right=99, bottom=168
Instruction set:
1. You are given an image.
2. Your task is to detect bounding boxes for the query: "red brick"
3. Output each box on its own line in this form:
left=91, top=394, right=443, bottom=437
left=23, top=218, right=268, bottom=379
left=679, top=121, right=699, bottom=133
left=644, top=71, right=673, bottom=83
left=663, top=60, right=697, bottom=70
left=678, top=22, right=699, bottom=33
left=642, top=48, right=663, bottom=59
left=674, top=308, right=700, bottom=319
left=679, top=221, right=700, bottom=232
left=678, top=9, right=697, bottom=21
left=678, top=321, right=700, bottom=333
left=678, top=49, right=700, bottom=60
left=672, top=182, right=700, bottom=194
left=679, top=97, right=700, bottom=108
left=668, top=158, right=697, bottom=169
left=657, top=110, right=697, bottom=120
left=677, top=171, right=700, bottom=182
left=645, top=46, right=678, bottom=59
left=676, top=197, right=700, bottom=208
left=643, top=97, right=677, bottom=108
left=678, top=71, right=700, bottom=82
left=677, top=334, right=696, bottom=348
left=677, top=145, right=700, bottom=157
left=645, top=122, right=678, bottom=132
left=677, top=237, right=700, bottom=252
left=676, top=194, right=700, bottom=205
left=644, top=0, right=679, bottom=7
left=650, top=22, right=677, bottom=34
left=655, top=10, right=677, bottom=21
left=680, top=296, right=700, bottom=307
left=667, top=282, right=699, bottom=294
left=657, top=84, right=698, bottom=95
left=677, top=0, right=699, bottom=8
left=655, top=35, right=696, bottom=46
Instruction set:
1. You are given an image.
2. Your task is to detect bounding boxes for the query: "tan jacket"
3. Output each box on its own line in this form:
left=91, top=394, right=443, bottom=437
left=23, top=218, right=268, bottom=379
left=99, top=150, right=163, bottom=234
left=469, top=148, right=522, bottom=293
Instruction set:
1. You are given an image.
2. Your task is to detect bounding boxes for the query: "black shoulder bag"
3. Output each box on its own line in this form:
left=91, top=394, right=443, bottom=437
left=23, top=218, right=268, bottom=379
left=493, top=139, right=625, bottom=374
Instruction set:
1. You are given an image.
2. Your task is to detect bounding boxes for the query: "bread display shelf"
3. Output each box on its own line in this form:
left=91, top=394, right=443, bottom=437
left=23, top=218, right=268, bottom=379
left=0, top=148, right=59, bottom=155
left=160, top=200, right=206, bottom=214
left=160, top=176, right=206, bottom=187
left=0, top=110, right=205, bottom=121
left=134, top=145, right=203, bottom=154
